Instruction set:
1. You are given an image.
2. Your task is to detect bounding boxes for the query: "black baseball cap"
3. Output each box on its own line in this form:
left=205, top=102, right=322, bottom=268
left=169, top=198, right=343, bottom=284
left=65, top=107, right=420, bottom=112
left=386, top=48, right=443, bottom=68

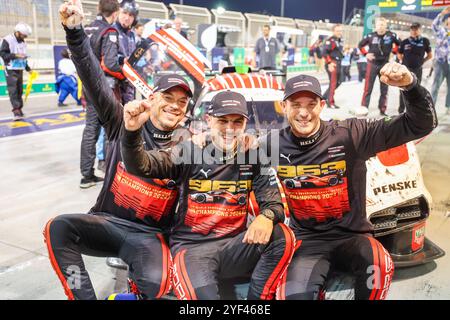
left=410, top=23, right=421, bottom=29
left=283, top=74, right=323, bottom=101
left=153, top=74, right=193, bottom=97
left=207, top=91, right=249, bottom=119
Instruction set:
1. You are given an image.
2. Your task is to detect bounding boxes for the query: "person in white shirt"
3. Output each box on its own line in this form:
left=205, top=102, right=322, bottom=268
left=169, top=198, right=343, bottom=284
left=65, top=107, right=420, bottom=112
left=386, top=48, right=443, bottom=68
left=56, top=48, right=81, bottom=107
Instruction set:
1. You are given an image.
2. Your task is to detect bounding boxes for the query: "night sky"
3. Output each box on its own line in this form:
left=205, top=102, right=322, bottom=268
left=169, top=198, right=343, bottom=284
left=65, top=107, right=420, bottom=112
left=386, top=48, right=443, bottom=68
left=157, top=0, right=367, bottom=23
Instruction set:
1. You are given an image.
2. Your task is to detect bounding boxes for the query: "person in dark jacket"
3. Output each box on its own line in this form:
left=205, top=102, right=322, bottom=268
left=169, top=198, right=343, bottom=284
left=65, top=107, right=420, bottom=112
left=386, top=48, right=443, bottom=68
left=397, top=23, right=432, bottom=113
left=357, top=17, right=401, bottom=116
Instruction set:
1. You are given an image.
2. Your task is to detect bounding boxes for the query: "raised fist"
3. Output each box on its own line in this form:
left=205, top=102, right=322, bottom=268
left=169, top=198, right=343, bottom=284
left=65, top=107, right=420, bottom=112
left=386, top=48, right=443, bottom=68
left=59, top=0, right=84, bottom=29
left=380, top=61, right=414, bottom=88
left=124, top=100, right=152, bottom=131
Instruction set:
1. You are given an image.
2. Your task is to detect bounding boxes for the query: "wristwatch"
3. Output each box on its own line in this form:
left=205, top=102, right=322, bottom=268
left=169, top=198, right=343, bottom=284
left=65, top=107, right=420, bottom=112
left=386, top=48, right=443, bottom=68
left=260, top=209, right=275, bottom=222
left=399, top=73, right=417, bottom=91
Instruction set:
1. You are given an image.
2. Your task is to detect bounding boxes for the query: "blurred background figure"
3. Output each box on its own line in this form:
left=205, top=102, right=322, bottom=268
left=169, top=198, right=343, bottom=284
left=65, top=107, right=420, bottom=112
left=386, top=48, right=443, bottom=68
left=340, top=45, right=352, bottom=82
left=0, top=22, right=33, bottom=120
left=431, top=6, right=450, bottom=115
left=173, top=17, right=188, bottom=39
left=55, top=48, right=81, bottom=107
left=397, top=22, right=432, bottom=113
left=134, top=22, right=144, bottom=44
left=351, top=47, right=367, bottom=82
left=114, top=0, right=138, bottom=104
left=253, top=24, right=280, bottom=70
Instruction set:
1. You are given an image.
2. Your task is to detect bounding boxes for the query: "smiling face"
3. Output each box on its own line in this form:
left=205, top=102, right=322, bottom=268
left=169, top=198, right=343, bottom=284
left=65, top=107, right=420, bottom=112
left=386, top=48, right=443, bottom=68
left=118, top=9, right=134, bottom=29
left=282, top=91, right=325, bottom=138
left=207, top=114, right=247, bottom=152
left=148, top=87, right=189, bottom=131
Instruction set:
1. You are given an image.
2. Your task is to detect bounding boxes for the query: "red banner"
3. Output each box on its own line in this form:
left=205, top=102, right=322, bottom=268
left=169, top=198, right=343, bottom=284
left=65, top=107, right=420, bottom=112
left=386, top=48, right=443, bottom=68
left=433, top=0, right=450, bottom=6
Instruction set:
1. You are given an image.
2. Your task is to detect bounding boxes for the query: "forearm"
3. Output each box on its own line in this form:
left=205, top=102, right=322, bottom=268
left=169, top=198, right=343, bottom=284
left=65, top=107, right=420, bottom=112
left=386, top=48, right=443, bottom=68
left=401, top=81, right=437, bottom=135
left=65, top=26, right=121, bottom=128
left=383, top=80, right=437, bottom=149
left=121, top=127, right=179, bottom=179
left=0, top=42, right=15, bottom=62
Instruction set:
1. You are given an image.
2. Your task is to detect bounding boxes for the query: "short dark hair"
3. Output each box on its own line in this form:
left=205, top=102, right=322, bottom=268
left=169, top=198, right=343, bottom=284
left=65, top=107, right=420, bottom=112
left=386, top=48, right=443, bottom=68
left=410, top=22, right=421, bottom=30
left=98, top=0, right=120, bottom=18
left=263, top=24, right=271, bottom=30
left=61, top=48, right=70, bottom=59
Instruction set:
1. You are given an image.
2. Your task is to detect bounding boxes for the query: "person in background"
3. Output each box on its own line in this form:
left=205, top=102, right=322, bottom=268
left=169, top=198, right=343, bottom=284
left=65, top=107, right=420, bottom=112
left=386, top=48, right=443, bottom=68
left=431, top=6, right=450, bottom=115
left=358, top=17, right=401, bottom=116
left=0, top=22, right=33, bottom=120
left=133, top=22, right=149, bottom=98
left=340, top=45, right=352, bottom=82
left=55, top=48, right=81, bottom=107
left=79, top=0, right=121, bottom=189
left=134, top=22, right=144, bottom=44
left=173, top=17, right=188, bottom=39
left=114, top=0, right=138, bottom=104
left=351, top=47, right=367, bottom=82
left=309, top=37, right=325, bottom=71
left=323, top=24, right=344, bottom=109
left=397, top=22, right=432, bottom=113
left=253, top=24, right=280, bottom=70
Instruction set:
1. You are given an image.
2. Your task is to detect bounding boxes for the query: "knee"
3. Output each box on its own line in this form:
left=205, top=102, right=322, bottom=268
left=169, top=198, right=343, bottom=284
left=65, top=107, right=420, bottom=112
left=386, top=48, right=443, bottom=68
left=282, top=278, right=322, bottom=300
left=133, top=271, right=171, bottom=299
left=44, top=215, right=77, bottom=248
left=272, top=224, right=295, bottom=249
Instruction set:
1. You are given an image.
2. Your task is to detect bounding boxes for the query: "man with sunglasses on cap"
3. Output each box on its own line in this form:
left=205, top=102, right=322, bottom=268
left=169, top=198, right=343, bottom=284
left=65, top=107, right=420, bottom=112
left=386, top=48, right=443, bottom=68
left=261, top=62, right=436, bottom=300
left=120, top=90, right=295, bottom=300
left=44, top=0, right=193, bottom=300
left=397, top=23, right=432, bottom=113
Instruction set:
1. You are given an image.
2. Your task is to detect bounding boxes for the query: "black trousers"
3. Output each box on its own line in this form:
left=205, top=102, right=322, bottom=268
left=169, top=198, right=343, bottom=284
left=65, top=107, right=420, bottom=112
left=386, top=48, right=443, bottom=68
left=323, top=62, right=342, bottom=106
left=399, top=67, right=422, bottom=113
left=341, top=65, right=351, bottom=82
left=171, top=223, right=295, bottom=300
left=80, top=102, right=102, bottom=178
left=278, top=232, right=394, bottom=300
left=44, top=213, right=171, bottom=300
left=357, top=62, right=367, bottom=82
left=361, top=61, right=389, bottom=112
left=6, top=69, right=24, bottom=112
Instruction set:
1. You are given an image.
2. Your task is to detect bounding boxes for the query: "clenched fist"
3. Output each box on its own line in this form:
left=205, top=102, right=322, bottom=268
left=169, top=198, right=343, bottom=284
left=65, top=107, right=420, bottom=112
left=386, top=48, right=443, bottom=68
left=59, top=0, right=84, bottom=29
left=124, top=100, right=152, bottom=131
left=380, top=62, right=414, bottom=88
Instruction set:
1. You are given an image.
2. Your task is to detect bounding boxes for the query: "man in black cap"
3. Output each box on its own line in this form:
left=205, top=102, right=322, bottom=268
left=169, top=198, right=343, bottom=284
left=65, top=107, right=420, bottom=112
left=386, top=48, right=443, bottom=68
left=45, top=1, right=194, bottom=300
left=115, top=0, right=139, bottom=104
left=397, top=23, right=432, bottom=113
left=261, top=61, right=437, bottom=300
left=120, top=90, right=295, bottom=300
